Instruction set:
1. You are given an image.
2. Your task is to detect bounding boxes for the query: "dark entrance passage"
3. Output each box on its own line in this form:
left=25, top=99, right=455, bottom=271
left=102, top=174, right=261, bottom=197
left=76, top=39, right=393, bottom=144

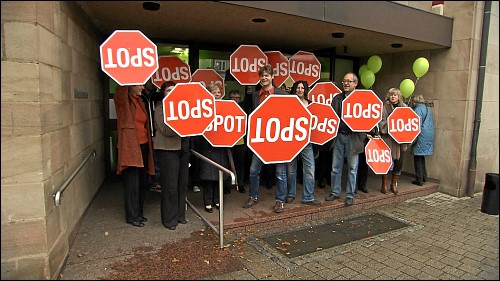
left=262, top=213, right=409, bottom=258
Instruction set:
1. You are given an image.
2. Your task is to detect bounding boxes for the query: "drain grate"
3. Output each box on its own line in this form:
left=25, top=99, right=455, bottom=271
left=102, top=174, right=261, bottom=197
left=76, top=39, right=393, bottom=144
left=262, top=213, right=409, bottom=258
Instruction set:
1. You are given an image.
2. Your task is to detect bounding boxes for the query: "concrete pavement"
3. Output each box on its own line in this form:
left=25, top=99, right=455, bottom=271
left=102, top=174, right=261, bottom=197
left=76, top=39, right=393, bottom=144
left=59, top=175, right=498, bottom=280
left=218, top=192, right=499, bottom=280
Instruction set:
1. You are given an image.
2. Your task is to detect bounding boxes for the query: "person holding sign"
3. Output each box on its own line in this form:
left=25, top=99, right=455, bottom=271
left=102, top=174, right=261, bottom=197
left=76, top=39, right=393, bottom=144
left=154, top=81, right=190, bottom=230
left=228, top=89, right=247, bottom=193
left=378, top=88, right=409, bottom=194
left=285, top=80, right=320, bottom=206
left=243, top=65, right=289, bottom=213
left=195, top=82, right=232, bottom=213
left=114, top=85, right=155, bottom=227
left=326, top=73, right=367, bottom=207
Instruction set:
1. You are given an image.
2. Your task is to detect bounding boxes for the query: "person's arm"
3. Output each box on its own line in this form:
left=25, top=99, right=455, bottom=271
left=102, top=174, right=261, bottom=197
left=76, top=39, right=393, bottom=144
left=113, top=86, right=128, bottom=107
left=378, top=103, right=389, bottom=135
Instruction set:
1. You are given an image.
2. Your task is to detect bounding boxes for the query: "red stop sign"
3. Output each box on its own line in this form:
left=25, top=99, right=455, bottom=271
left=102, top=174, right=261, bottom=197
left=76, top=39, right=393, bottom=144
left=230, top=45, right=267, bottom=85
left=289, top=51, right=321, bottom=86
left=265, top=51, right=289, bottom=88
left=309, top=82, right=341, bottom=105
left=203, top=100, right=247, bottom=147
left=162, top=83, right=215, bottom=137
left=247, top=95, right=312, bottom=164
left=307, top=102, right=339, bottom=145
left=100, top=30, right=158, bottom=86
left=191, top=69, right=224, bottom=98
left=151, top=56, right=191, bottom=88
left=388, top=107, right=421, bottom=144
left=342, top=89, right=383, bottom=131
left=365, top=138, right=392, bottom=174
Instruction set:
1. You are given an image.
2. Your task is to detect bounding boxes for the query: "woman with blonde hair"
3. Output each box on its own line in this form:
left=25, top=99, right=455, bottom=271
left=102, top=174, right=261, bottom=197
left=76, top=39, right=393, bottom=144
left=378, top=88, right=408, bottom=194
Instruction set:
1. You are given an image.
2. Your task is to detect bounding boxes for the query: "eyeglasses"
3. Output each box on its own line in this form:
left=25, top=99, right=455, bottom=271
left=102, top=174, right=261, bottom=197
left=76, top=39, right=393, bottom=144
left=342, top=80, right=355, bottom=84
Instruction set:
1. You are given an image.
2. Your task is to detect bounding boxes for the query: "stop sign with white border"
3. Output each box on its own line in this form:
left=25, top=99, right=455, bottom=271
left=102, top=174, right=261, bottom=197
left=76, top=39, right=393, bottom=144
left=365, top=138, right=392, bottom=174
left=100, top=30, right=158, bottom=86
left=308, top=82, right=341, bottom=105
left=191, top=69, right=225, bottom=98
left=342, top=89, right=383, bottom=132
left=307, top=102, right=339, bottom=145
left=247, top=95, right=312, bottom=164
left=265, top=51, right=289, bottom=88
left=289, top=51, right=321, bottom=86
left=230, top=45, right=267, bottom=85
left=387, top=107, right=421, bottom=144
left=162, top=82, right=215, bottom=137
left=151, top=56, right=191, bottom=88
left=203, top=100, right=247, bottom=147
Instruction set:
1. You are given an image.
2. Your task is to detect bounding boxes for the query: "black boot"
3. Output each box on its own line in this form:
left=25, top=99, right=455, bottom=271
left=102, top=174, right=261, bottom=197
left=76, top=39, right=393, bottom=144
left=413, top=156, right=425, bottom=186
left=237, top=185, right=246, bottom=193
left=412, top=179, right=423, bottom=186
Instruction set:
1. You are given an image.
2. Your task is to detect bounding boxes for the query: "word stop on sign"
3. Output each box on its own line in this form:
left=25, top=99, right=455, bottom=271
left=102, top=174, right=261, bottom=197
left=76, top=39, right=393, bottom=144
left=206, top=115, right=245, bottom=132
left=250, top=117, right=309, bottom=143
left=165, top=99, right=214, bottom=121
left=104, top=48, right=156, bottom=68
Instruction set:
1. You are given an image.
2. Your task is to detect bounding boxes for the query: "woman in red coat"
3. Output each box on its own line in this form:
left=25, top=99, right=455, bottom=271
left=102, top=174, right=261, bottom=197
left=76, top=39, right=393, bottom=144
left=114, top=85, right=154, bottom=227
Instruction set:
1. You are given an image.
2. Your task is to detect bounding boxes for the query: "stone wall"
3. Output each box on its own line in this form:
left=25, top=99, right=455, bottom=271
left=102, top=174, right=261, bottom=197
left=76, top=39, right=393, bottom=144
left=1, top=1, right=105, bottom=279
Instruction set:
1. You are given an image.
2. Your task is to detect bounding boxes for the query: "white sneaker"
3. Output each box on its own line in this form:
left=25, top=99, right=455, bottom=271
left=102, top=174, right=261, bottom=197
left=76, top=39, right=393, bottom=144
left=193, top=186, right=201, bottom=193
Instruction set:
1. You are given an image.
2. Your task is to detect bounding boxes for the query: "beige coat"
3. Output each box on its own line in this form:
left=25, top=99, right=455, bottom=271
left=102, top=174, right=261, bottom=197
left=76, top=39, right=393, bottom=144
left=153, top=102, right=183, bottom=151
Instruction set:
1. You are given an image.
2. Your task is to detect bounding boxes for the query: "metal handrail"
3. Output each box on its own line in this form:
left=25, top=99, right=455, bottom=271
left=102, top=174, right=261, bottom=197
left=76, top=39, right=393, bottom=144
left=53, top=150, right=96, bottom=206
left=188, top=149, right=235, bottom=249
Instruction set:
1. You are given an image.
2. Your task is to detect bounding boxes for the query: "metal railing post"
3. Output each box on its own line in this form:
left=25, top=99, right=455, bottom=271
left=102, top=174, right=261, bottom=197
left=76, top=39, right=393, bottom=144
left=188, top=149, right=235, bottom=249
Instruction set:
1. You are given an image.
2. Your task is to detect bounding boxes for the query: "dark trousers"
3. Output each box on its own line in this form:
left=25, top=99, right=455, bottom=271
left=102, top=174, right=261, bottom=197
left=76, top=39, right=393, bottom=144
left=261, top=164, right=275, bottom=188
left=356, top=152, right=368, bottom=189
left=316, top=149, right=332, bottom=187
left=189, top=153, right=201, bottom=188
left=414, top=155, right=427, bottom=181
left=391, top=154, right=404, bottom=176
left=149, top=149, right=161, bottom=188
left=232, top=144, right=246, bottom=187
left=201, top=180, right=220, bottom=206
left=122, top=143, right=149, bottom=223
left=157, top=139, right=190, bottom=228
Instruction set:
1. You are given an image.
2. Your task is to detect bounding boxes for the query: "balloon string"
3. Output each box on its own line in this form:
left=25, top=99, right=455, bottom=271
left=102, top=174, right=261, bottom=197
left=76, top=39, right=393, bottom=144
left=414, top=77, right=420, bottom=87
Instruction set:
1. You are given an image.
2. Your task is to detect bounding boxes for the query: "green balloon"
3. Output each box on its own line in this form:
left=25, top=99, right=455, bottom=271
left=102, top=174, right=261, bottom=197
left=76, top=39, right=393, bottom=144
left=413, top=57, right=429, bottom=78
left=367, top=55, right=382, bottom=74
left=361, top=70, right=375, bottom=89
left=359, top=64, right=368, bottom=77
left=400, top=79, right=415, bottom=98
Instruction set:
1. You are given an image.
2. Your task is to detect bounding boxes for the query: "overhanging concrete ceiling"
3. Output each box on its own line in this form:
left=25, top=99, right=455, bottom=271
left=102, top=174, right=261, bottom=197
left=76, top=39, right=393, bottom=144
left=77, top=1, right=452, bottom=57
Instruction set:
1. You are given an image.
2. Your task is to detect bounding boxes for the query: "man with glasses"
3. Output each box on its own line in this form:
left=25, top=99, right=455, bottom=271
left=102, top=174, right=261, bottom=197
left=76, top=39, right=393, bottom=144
left=326, top=72, right=367, bottom=206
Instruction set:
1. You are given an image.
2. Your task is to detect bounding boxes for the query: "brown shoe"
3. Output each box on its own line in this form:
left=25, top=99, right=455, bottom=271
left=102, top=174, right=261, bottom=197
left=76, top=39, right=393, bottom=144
left=274, top=201, right=284, bottom=213
left=242, top=197, right=258, bottom=208
left=285, top=196, right=295, bottom=203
